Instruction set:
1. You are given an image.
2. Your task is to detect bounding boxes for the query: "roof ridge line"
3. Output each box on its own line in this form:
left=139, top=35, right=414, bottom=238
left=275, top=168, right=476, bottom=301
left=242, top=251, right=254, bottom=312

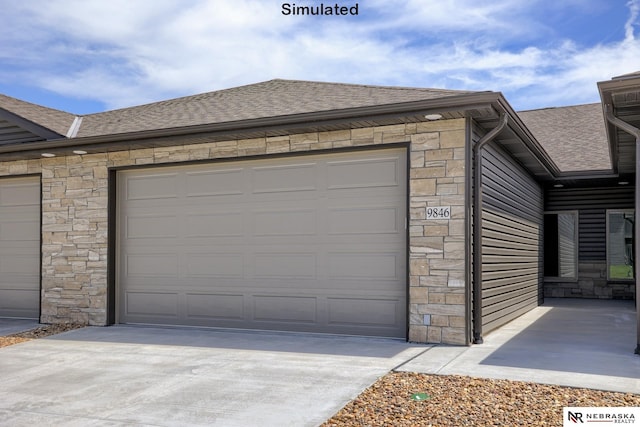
left=518, top=102, right=601, bottom=113
left=270, top=78, right=476, bottom=93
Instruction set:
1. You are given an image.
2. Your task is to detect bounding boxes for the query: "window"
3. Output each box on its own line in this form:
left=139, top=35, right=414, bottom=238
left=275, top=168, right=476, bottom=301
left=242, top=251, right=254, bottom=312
left=607, top=210, right=634, bottom=280
left=544, top=211, right=578, bottom=280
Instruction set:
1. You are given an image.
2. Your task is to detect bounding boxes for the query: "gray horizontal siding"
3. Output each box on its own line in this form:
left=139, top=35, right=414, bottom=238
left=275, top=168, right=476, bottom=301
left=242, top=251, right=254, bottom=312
left=545, top=187, right=634, bottom=261
left=480, top=141, right=543, bottom=333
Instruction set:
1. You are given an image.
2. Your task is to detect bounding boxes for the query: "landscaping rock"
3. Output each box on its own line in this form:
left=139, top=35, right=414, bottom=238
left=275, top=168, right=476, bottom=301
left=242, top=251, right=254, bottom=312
left=321, top=372, right=640, bottom=426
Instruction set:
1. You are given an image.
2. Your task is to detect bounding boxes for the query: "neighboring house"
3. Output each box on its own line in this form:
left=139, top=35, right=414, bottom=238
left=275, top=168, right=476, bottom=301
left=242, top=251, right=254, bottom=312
left=0, top=75, right=638, bottom=352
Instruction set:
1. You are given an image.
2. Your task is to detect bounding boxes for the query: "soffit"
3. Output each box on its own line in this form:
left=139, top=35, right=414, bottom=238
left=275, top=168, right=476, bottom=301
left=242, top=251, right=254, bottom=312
left=472, top=99, right=561, bottom=182
left=598, top=73, right=640, bottom=176
left=0, top=94, right=75, bottom=145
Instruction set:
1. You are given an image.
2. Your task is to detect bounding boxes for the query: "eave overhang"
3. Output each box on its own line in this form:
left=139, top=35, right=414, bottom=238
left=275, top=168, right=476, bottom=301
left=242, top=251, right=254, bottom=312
left=0, top=92, right=496, bottom=158
left=598, top=74, right=640, bottom=176
left=0, top=108, right=65, bottom=145
left=0, top=91, right=559, bottom=183
left=485, top=97, right=562, bottom=181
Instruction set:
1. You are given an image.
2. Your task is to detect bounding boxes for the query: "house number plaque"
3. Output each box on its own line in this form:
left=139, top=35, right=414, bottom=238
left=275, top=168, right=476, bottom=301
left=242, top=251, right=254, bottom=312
left=426, top=206, right=451, bottom=220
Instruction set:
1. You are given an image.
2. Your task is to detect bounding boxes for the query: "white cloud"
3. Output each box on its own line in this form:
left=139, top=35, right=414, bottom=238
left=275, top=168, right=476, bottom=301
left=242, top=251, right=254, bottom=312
left=0, top=0, right=639, bottom=111
left=626, top=0, right=640, bottom=41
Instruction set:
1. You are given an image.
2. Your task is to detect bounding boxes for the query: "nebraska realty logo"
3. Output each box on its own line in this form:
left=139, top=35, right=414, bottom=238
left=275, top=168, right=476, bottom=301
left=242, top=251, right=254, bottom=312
left=564, top=407, right=639, bottom=426
left=282, top=2, right=359, bottom=16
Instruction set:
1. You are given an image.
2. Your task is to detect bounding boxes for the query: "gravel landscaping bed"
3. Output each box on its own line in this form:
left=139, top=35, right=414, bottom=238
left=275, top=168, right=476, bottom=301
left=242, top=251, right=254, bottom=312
left=0, top=323, right=84, bottom=348
left=321, top=372, right=640, bottom=426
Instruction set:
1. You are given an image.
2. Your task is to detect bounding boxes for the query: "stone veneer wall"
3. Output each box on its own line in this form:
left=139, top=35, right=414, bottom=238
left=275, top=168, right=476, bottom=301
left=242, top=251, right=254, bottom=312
left=544, top=262, right=636, bottom=299
left=0, top=119, right=468, bottom=345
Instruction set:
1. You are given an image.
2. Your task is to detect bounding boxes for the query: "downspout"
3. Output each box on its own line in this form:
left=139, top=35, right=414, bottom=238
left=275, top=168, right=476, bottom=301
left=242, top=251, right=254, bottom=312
left=603, top=104, right=640, bottom=355
left=473, top=111, right=509, bottom=344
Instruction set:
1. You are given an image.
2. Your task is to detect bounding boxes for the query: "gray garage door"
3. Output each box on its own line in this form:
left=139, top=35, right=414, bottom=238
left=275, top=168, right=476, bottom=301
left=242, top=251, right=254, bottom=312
left=0, top=176, right=40, bottom=319
left=117, top=148, right=407, bottom=338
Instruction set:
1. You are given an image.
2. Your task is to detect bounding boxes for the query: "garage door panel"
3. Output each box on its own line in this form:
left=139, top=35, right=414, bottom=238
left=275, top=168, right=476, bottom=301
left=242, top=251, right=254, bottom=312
left=253, top=253, right=317, bottom=278
left=0, top=220, right=39, bottom=241
left=253, top=295, right=317, bottom=323
left=186, top=253, right=244, bottom=278
left=0, top=289, right=39, bottom=314
left=126, top=254, right=179, bottom=277
left=185, top=293, right=244, bottom=320
left=125, top=173, right=179, bottom=200
left=0, top=254, right=40, bottom=275
left=328, top=252, right=399, bottom=279
left=328, top=298, right=400, bottom=327
left=186, top=212, right=244, bottom=237
left=185, top=169, right=244, bottom=197
left=327, top=157, right=400, bottom=189
left=0, top=176, right=40, bottom=319
left=328, top=206, right=399, bottom=235
left=252, top=163, right=317, bottom=193
left=126, top=215, right=178, bottom=239
left=0, top=181, right=39, bottom=206
left=253, top=210, right=316, bottom=236
left=126, top=292, right=178, bottom=317
left=119, top=149, right=407, bottom=337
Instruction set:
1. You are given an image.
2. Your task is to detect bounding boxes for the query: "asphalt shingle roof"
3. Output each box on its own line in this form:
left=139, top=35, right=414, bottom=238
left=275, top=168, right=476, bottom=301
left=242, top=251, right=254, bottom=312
left=0, top=79, right=616, bottom=174
left=0, top=93, right=76, bottom=136
left=76, top=79, right=476, bottom=138
left=518, top=103, right=611, bottom=172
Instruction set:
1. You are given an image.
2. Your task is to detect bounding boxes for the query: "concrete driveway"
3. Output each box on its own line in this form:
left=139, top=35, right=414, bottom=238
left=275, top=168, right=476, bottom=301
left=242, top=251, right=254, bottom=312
left=1, top=298, right=637, bottom=425
left=0, top=326, right=425, bottom=427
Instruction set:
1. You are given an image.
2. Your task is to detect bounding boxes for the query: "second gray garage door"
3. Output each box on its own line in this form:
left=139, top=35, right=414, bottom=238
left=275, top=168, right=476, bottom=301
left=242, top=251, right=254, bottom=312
left=0, top=176, right=40, bottom=319
left=117, top=148, right=407, bottom=338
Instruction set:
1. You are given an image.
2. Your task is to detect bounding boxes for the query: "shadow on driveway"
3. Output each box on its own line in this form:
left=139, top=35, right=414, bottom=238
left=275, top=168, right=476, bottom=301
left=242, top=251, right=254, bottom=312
left=46, top=324, right=423, bottom=358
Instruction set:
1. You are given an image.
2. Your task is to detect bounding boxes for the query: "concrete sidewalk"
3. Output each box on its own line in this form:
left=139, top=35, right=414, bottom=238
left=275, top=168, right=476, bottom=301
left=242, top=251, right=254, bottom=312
left=397, top=298, right=640, bottom=394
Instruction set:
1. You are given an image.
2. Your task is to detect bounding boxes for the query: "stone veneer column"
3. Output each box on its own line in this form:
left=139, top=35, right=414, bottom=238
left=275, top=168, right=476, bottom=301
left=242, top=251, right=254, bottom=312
left=40, top=154, right=109, bottom=325
left=407, top=119, right=468, bottom=345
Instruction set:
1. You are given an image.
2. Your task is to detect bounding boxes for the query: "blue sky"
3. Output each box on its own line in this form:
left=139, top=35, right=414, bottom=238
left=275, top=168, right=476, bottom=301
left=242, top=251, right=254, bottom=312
left=0, top=0, right=639, bottom=114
